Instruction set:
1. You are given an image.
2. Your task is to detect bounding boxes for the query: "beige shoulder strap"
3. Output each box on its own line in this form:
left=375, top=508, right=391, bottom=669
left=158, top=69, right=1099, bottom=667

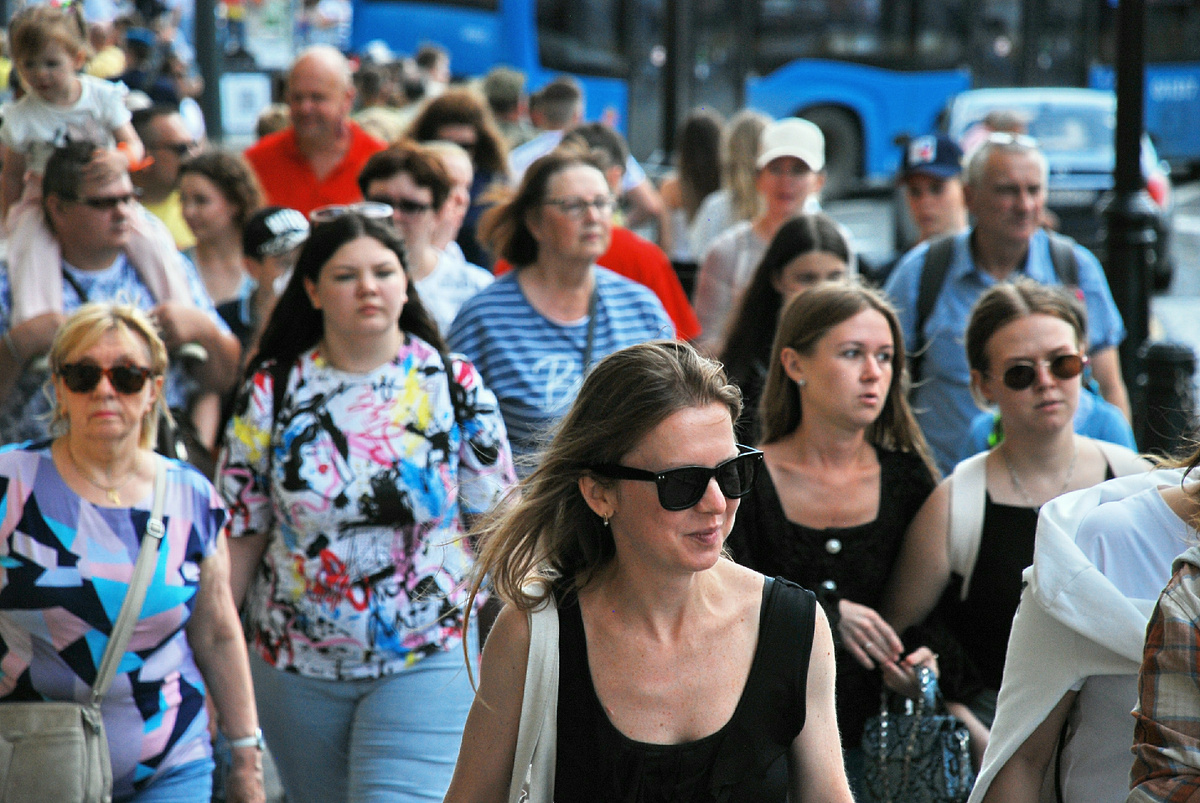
left=1094, top=440, right=1149, bottom=478
left=948, top=451, right=989, bottom=601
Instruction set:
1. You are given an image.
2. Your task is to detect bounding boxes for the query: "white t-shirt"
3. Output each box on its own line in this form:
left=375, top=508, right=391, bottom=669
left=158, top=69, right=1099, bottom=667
left=415, top=249, right=494, bottom=335
left=1059, top=486, right=1193, bottom=803
left=0, top=75, right=130, bottom=172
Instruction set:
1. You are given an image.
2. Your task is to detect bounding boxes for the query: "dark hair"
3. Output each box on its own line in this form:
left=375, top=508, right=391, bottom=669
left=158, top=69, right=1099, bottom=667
left=9, top=3, right=88, bottom=62
left=415, top=43, right=448, bottom=72
left=535, top=76, right=583, bottom=128
left=721, top=214, right=851, bottom=381
left=42, top=138, right=104, bottom=207
left=964, top=279, right=1087, bottom=374
left=357, top=140, right=452, bottom=212
left=131, top=104, right=182, bottom=145
left=677, top=109, right=724, bottom=220
left=406, top=88, right=509, bottom=176
left=561, top=122, right=629, bottom=175
left=467, top=340, right=742, bottom=615
left=759, top=283, right=936, bottom=476
left=252, top=214, right=445, bottom=376
left=477, top=146, right=606, bottom=267
left=178, top=150, right=264, bottom=231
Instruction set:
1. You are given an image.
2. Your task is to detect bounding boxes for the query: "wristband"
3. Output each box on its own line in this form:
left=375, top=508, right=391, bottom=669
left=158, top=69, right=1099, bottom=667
left=227, top=728, right=264, bottom=751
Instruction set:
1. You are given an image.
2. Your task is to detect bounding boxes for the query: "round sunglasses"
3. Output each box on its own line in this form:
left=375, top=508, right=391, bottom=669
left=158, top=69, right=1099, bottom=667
left=997, top=353, right=1087, bottom=391
left=589, top=445, right=763, bottom=511
left=58, top=362, right=155, bottom=395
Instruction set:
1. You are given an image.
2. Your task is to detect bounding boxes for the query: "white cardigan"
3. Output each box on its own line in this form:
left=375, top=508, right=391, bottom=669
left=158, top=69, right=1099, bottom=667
left=968, top=469, right=1187, bottom=803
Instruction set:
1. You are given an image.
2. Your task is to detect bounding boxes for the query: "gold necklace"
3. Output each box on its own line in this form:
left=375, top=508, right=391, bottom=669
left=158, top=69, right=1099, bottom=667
left=1001, top=442, right=1077, bottom=510
left=65, top=444, right=139, bottom=505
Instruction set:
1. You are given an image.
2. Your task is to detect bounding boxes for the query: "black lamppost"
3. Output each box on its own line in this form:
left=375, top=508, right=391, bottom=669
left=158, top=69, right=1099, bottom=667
left=1102, top=0, right=1157, bottom=429
left=195, top=0, right=223, bottom=143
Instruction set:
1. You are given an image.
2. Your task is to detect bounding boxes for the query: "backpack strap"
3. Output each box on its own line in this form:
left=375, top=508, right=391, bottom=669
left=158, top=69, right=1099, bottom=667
left=911, top=235, right=957, bottom=387
left=1046, top=232, right=1080, bottom=288
left=948, top=451, right=989, bottom=601
left=1093, top=440, right=1148, bottom=478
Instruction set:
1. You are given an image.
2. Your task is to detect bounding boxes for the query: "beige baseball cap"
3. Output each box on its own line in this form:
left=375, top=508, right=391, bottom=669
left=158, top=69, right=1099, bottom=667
left=756, top=117, right=825, bottom=172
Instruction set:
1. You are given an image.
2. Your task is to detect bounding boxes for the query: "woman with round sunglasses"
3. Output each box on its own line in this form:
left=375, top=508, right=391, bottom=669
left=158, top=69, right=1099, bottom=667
left=445, top=340, right=854, bottom=803
left=724, top=282, right=939, bottom=789
left=448, top=146, right=673, bottom=470
left=882, top=279, right=1147, bottom=763
left=217, top=211, right=516, bottom=803
left=0, top=302, right=264, bottom=802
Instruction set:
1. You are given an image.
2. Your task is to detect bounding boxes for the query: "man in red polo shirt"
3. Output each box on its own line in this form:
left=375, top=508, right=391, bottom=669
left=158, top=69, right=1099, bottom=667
left=245, top=45, right=386, bottom=216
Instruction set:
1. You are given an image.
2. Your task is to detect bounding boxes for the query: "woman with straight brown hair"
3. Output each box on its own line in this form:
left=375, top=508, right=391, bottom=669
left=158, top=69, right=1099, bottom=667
left=727, top=282, right=938, bottom=789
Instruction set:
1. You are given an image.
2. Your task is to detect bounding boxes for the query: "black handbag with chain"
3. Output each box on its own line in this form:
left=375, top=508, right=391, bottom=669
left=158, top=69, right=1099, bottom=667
left=859, top=667, right=975, bottom=803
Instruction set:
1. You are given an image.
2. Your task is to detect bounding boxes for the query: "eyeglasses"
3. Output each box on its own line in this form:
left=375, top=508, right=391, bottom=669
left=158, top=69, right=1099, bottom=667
left=58, top=362, right=155, bottom=394
left=309, top=202, right=395, bottom=224
left=589, top=444, right=763, bottom=511
left=155, top=141, right=197, bottom=156
left=997, top=353, right=1088, bottom=391
left=367, top=196, right=433, bottom=215
left=71, top=191, right=141, bottom=211
left=985, top=131, right=1039, bottom=150
left=542, top=196, right=615, bottom=219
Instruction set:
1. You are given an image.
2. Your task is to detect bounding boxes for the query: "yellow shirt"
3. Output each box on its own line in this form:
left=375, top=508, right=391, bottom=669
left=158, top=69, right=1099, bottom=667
left=86, top=47, right=126, bottom=80
left=143, top=191, right=196, bottom=250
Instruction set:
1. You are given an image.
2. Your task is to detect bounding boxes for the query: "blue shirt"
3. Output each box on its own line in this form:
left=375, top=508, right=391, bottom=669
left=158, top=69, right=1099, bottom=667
left=884, top=228, right=1125, bottom=475
left=0, top=252, right=229, bottom=445
left=965, top=387, right=1137, bottom=456
left=447, top=267, right=674, bottom=467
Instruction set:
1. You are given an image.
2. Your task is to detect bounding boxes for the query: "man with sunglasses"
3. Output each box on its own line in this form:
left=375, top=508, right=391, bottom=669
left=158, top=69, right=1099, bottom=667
left=0, top=139, right=241, bottom=447
left=884, top=135, right=1129, bottom=476
left=357, top=141, right=492, bottom=334
left=132, top=105, right=201, bottom=250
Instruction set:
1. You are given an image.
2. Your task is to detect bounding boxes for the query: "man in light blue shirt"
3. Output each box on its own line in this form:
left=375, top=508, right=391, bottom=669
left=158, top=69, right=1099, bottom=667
left=884, top=135, right=1129, bottom=475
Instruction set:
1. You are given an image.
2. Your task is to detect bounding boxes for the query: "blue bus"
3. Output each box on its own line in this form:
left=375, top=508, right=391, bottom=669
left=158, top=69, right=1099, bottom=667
left=348, top=0, right=1200, bottom=197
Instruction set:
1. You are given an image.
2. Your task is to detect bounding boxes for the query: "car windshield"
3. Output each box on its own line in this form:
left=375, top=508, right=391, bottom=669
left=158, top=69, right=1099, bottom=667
left=953, top=100, right=1116, bottom=155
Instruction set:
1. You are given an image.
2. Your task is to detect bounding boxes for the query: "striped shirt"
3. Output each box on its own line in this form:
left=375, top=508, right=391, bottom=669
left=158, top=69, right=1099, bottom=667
left=1130, top=547, right=1200, bottom=803
left=447, top=267, right=673, bottom=466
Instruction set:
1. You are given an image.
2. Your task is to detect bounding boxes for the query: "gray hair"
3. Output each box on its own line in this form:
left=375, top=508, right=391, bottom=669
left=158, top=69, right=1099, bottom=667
left=963, top=135, right=1048, bottom=188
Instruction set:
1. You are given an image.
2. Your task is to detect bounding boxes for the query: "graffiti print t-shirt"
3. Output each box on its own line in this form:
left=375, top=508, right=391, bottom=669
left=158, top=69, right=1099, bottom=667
left=447, top=267, right=674, bottom=465
left=0, top=446, right=221, bottom=798
left=218, top=336, right=514, bottom=680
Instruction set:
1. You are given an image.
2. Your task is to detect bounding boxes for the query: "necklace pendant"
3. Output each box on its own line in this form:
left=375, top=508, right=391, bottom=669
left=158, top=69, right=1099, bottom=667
left=107, top=489, right=122, bottom=505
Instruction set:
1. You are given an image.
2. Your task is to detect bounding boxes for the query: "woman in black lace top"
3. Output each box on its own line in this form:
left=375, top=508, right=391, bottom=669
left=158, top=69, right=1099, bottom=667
left=726, top=283, right=940, bottom=782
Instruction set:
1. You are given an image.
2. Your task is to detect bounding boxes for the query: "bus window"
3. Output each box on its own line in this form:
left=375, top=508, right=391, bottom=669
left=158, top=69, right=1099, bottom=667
left=537, top=0, right=629, bottom=77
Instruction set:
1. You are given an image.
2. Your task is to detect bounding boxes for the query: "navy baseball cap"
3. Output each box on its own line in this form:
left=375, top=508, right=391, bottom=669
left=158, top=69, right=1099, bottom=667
left=901, top=135, right=964, bottom=180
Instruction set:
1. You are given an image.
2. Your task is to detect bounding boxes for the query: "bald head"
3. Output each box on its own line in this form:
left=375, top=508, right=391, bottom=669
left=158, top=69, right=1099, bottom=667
left=286, top=46, right=355, bottom=148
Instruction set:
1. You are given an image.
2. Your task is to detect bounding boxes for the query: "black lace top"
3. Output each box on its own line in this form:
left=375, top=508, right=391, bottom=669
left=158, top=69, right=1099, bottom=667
left=726, top=446, right=936, bottom=744
left=553, top=577, right=816, bottom=803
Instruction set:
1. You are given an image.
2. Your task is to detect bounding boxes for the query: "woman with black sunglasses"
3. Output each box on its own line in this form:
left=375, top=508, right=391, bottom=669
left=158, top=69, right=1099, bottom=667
left=217, top=211, right=516, bottom=803
left=0, top=302, right=264, bottom=802
left=883, top=278, right=1148, bottom=767
left=724, top=282, right=939, bottom=791
left=445, top=340, right=854, bottom=803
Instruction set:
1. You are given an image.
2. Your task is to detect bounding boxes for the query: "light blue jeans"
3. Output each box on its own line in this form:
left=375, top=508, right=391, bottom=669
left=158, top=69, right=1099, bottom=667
left=116, top=757, right=215, bottom=803
left=250, top=647, right=476, bottom=803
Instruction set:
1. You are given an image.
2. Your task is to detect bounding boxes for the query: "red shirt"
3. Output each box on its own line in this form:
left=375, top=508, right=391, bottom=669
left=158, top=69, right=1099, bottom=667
left=244, top=122, right=386, bottom=216
left=493, top=226, right=701, bottom=341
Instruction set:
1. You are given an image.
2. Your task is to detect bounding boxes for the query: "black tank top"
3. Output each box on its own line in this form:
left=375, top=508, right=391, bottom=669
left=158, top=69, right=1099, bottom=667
left=553, top=577, right=817, bottom=803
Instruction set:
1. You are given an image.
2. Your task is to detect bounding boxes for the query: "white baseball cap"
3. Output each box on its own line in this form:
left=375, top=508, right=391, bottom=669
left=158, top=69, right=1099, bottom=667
left=756, top=117, right=825, bottom=172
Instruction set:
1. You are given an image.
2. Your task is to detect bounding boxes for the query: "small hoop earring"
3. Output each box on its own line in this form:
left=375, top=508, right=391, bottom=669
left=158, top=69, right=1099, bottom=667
left=602, top=514, right=610, bottom=527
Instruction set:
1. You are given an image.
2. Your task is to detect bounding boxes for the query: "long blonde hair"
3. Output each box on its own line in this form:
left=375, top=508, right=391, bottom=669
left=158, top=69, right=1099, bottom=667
left=724, top=110, right=770, bottom=222
left=465, top=341, right=742, bottom=621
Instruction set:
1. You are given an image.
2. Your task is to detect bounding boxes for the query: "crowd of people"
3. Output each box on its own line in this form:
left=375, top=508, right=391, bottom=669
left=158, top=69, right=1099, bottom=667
left=0, top=7, right=1198, bottom=803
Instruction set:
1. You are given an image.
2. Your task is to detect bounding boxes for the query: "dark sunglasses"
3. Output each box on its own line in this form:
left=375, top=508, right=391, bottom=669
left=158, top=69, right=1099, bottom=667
left=368, top=196, right=432, bottom=215
left=58, top=362, right=154, bottom=394
left=999, top=353, right=1088, bottom=391
left=71, top=191, right=140, bottom=211
left=589, top=445, right=763, bottom=511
